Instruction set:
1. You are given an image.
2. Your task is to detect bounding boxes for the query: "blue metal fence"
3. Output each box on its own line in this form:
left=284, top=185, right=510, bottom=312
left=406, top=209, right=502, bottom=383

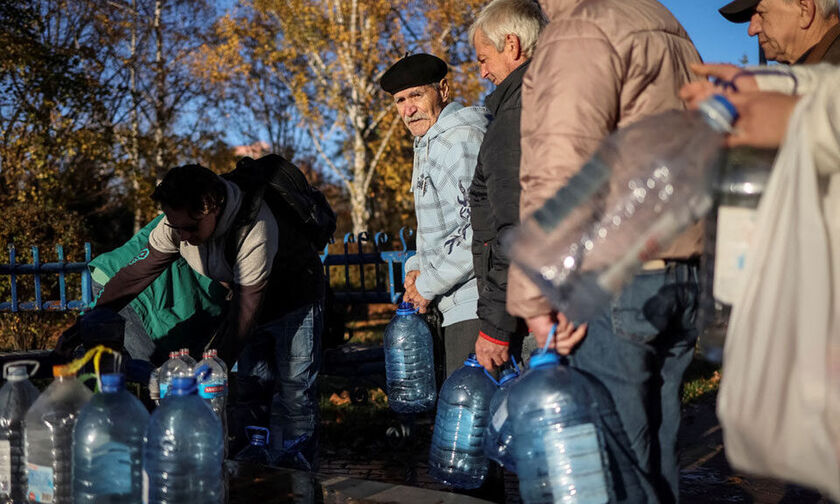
left=0, top=228, right=415, bottom=312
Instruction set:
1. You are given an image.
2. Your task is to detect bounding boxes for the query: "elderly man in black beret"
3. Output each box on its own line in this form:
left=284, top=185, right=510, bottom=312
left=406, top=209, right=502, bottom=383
left=381, top=54, right=490, bottom=379
left=718, top=0, right=840, bottom=64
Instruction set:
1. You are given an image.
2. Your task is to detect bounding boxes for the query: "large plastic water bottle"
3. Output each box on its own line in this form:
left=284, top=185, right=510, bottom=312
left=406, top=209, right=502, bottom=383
left=0, top=362, right=40, bottom=503
left=508, top=95, right=738, bottom=323
left=196, top=351, right=228, bottom=456
left=428, top=354, right=497, bottom=489
left=234, top=426, right=271, bottom=465
left=508, top=351, right=611, bottom=504
left=483, top=361, right=520, bottom=471
left=24, top=365, right=93, bottom=504
left=72, top=373, right=149, bottom=503
left=143, top=374, right=223, bottom=504
left=158, top=351, right=190, bottom=399
left=383, top=302, right=436, bottom=413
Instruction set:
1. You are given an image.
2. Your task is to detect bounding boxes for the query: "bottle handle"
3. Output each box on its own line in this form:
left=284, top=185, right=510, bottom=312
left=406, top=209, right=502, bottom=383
left=542, top=323, right=558, bottom=353
left=3, top=360, right=40, bottom=379
left=245, top=425, right=270, bottom=444
left=483, top=368, right=500, bottom=386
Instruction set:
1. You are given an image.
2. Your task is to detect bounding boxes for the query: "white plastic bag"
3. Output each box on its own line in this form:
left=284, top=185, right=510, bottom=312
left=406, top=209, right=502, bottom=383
left=717, top=95, right=840, bottom=500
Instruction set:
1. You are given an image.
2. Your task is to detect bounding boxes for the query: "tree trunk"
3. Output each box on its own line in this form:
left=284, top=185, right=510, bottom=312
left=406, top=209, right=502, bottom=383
left=130, top=0, right=142, bottom=234
left=153, top=0, right=165, bottom=183
left=350, top=114, right=369, bottom=235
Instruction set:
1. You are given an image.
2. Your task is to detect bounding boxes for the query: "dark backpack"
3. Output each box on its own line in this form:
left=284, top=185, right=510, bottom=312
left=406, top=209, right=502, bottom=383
left=222, top=154, right=336, bottom=264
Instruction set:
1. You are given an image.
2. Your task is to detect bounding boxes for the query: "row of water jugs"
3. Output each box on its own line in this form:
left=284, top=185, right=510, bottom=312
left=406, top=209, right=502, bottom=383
left=0, top=347, right=228, bottom=504
left=384, top=303, right=614, bottom=503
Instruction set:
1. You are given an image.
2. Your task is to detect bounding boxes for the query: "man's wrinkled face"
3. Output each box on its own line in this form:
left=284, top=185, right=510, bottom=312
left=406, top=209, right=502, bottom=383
left=163, top=205, right=218, bottom=246
left=747, top=0, right=803, bottom=62
left=473, top=29, right=516, bottom=85
left=393, top=81, right=448, bottom=137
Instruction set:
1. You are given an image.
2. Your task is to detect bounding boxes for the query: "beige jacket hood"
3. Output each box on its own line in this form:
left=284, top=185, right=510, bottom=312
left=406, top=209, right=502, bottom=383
left=508, top=0, right=702, bottom=319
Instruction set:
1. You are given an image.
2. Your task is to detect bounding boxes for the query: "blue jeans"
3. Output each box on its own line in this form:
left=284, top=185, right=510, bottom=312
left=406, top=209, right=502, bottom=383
left=234, top=302, right=323, bottom=471
left=570, top=263, right=699, bottom=503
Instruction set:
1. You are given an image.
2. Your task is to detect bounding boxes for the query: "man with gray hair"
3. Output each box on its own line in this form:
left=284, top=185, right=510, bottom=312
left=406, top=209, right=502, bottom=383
left=467, top=0, right=547, bottom=371
left=719, top=0, right=840, bottom=63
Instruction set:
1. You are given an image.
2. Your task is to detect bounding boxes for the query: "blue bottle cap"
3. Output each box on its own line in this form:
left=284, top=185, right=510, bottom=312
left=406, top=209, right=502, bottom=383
left=170, top=376, right=197, bottom=396
left=246, top=426, right=269, bottom=446
left=699, top=94, right=739, bottom=132
left=464, top=353, right=482, bottom=367
left=100, top=373, right=124, bottom=393
left=498, top=368, right=518, bottom=385
left=396, top=302, right=417, bottom=315
left=528, top=351, right=561, bottom=369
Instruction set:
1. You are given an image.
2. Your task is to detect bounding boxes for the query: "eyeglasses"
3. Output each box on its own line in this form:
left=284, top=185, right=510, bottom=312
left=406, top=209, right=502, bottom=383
left=164, top=213, right=210, bottom=234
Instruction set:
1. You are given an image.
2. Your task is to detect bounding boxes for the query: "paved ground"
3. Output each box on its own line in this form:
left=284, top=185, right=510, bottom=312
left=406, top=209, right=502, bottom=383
left=315, top=394, right=831, bottom=504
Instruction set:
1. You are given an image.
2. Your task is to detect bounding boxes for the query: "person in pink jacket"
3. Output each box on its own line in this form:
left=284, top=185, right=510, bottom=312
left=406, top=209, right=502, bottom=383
left=507, top=0, right=702, bottom=502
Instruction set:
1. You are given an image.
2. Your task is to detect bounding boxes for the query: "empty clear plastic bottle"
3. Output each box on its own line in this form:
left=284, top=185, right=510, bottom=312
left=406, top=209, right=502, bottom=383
left=158, top=352, right=190, bottom=399
left=428, top=354, right=497, bottom=489
left=207, top=349, right=227, bottom=376
left=196, top=351, right=228, bottom=456
left=508, top=95, right=738, bottom=323
left=234, top=426, right=271, bottom=465
left=143, top=375, right=222, bottom=504
left=72, top=373, right=149, bottom=504
left=383, top=302, right=436, bottom=413
left=177, top=348, right=196, bottom=369
left=24, top=365, right=93, bottom=504
left=508, top=351, right=610, bottom=504
left=0, top=362, right=40, bottom=503
left=147, top=367, right=160, bottom=405
left=483, top=361, right=520, bottom=471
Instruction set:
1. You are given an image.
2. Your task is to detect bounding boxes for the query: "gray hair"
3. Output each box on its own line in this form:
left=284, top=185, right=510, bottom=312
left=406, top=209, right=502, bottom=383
left=816, top=0, right=839, bottom=18
left=785, top=0, right=840, bottom=18
left=468, top=0, right=547, bottom=59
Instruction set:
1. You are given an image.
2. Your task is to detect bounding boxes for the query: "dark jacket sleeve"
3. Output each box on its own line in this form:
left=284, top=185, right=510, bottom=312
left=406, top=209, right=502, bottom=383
left=473, top=105, right=525, bottom=345
left=93, top=244, right=179, bottom=312
left=214, top=280, right=267, bottom=367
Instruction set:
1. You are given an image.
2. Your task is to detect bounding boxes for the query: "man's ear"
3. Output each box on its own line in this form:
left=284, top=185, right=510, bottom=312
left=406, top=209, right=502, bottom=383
left=438, top=78, right=450, bottom=102
left=799, top=0, right=816, bottom=29
left=506, top=34, right=523, bottom=60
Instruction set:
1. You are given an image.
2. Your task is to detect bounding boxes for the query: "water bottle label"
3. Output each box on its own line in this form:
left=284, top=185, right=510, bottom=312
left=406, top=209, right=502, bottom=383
left=544, top=422, right=608, bottom=502
left=491, top=397, right=509, bottom=432
left=714, top=206, right=757, bottom=305
left=25, top=462, right=54, bottom=503
left=0, top=440, right=10, bottom=493
left=436, top=405, right=479, bottom=451
left=160, top=383, right=169, bottom=398
left=385, top=348, right=406, bottom=376
left=199, top=380, right=226, bottom=399
left=142, top=469, right=149, bottom=504
left=90, top=441, right=132, bottom=495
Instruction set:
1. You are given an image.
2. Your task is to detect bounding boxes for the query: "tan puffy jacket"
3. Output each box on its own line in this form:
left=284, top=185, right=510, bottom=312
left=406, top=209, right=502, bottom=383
left=508, top=0, right=703, bottom=319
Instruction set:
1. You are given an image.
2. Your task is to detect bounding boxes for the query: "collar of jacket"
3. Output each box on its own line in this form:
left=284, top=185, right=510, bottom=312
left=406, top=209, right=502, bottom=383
left=414, top=101, right=464, bottom=149
left=800, top=22, right=840, bottom=64
left=538, top=0, right=586, bottom=21
left=485, top=60, right=531, bottom=115
left=210, top=179, right=243, bottom=240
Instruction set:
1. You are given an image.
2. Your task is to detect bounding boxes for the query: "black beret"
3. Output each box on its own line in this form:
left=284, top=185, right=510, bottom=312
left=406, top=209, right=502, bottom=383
left=719, top=0, right=759, bottom=23
left=379, top=54, right=448, bottom=95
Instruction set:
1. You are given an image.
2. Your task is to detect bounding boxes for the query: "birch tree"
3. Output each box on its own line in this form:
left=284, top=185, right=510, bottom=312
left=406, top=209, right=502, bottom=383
left=199, top=0, right=485, bottom=234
